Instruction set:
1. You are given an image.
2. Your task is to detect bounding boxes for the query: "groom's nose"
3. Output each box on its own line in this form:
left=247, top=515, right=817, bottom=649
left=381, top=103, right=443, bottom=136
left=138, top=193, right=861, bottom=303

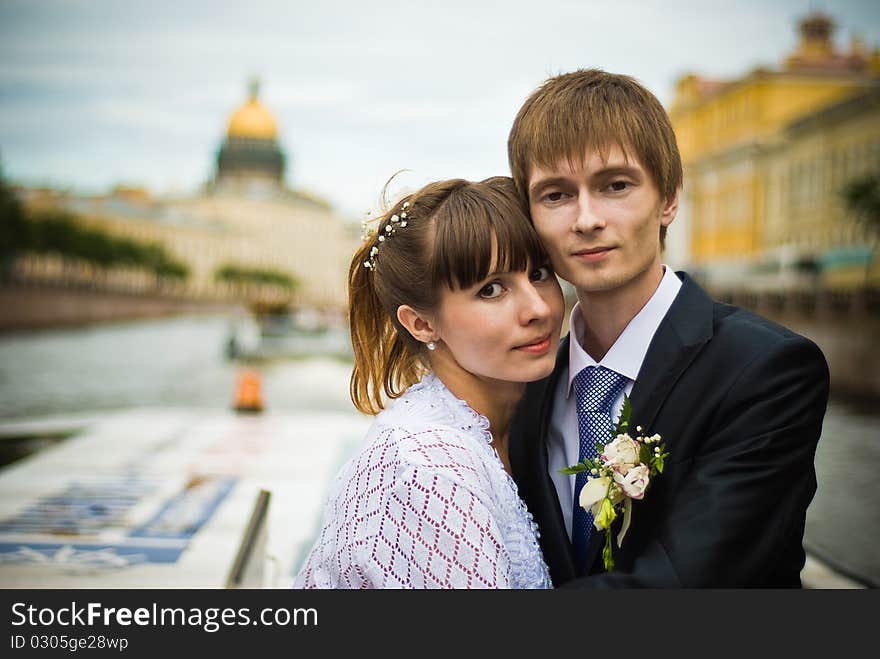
left=573, top=195, right=606, bottom=233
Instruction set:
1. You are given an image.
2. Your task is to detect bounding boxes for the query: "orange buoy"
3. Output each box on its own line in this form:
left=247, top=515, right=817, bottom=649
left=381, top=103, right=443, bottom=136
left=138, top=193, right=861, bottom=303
left=233, top=369, right=264, bottom=413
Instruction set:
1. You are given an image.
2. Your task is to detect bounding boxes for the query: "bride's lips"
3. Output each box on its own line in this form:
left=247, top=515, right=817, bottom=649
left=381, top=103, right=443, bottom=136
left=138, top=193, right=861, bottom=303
left=515, top=334, right=552, bottom=354
left=573, top=246, right=615, bottom=262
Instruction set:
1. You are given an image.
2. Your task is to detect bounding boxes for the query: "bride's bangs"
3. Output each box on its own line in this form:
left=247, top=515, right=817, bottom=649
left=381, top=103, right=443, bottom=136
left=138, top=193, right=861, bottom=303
left=431, top=181, right=546, bottom=291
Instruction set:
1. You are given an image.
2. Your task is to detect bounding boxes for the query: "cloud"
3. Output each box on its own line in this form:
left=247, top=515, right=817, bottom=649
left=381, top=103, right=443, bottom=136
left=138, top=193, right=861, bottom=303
left=2, top=0, right=879, bottom=216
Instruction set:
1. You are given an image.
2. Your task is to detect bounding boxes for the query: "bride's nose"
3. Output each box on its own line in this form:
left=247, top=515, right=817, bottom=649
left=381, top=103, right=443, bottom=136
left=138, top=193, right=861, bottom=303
left=518, top=281, right=552, bottom=325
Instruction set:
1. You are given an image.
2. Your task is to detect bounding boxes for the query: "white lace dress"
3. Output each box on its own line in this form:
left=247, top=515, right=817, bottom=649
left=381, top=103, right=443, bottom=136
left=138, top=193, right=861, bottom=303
left=293, top=374, right=552, bottom=589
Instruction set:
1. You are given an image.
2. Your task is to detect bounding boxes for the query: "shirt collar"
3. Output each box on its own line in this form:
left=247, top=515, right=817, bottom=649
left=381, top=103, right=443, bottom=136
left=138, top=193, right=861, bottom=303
left=566, top=266, right=682, bottom=397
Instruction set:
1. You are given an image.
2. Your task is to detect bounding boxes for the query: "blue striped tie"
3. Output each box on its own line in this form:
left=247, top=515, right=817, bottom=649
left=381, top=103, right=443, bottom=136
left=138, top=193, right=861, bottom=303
left=571, top=366, right=628, bottom=570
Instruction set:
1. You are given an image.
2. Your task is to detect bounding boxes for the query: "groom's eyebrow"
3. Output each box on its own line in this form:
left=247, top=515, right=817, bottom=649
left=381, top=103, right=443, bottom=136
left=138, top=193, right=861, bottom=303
left=595, top=165, right=643, bottom=180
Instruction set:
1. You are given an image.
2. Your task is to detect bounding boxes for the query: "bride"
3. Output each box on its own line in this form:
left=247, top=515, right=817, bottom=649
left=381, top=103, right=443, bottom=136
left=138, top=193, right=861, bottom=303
left=293, top=176, right=563, bottom=588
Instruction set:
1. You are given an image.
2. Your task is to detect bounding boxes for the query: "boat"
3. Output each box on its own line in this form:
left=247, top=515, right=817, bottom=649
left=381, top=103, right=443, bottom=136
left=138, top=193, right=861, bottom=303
left=226, top=308, right=352, bottom=361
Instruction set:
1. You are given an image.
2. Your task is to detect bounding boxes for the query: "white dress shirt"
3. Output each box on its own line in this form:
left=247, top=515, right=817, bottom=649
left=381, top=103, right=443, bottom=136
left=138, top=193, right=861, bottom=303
left=547, top=266, right=682, bottom=539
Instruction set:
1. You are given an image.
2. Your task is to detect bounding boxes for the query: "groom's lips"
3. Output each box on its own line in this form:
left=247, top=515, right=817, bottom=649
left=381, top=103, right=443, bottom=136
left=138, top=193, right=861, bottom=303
left=573, top=246, right=615, bottom=262
left=514, top=333, right=552, bottom=354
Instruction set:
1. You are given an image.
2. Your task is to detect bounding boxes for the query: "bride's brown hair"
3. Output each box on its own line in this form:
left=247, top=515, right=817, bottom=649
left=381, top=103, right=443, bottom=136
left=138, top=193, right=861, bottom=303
left=348, top=176, right=548, bottom=415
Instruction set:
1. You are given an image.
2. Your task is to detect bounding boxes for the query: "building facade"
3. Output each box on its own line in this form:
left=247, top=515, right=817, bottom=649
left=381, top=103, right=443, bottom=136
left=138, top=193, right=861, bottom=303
left=669, top=11, right=880, bottom=289
left=764, top=88, right=880, bottom=288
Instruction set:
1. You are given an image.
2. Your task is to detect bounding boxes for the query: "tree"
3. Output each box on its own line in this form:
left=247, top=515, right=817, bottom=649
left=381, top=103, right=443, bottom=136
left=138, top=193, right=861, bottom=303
left=843, top=173, right=880, bottom=235
left=1, top=187, right=190, bottom=288
left=215, top=263, right=298, bottom=304
left=841, top=173, right=880, bottom=283
left=0, top=167, right=27, bottom=278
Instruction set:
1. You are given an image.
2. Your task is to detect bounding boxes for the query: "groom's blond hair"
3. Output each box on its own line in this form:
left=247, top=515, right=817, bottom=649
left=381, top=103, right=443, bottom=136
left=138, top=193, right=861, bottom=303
left=507, top=69, right=683, bottom=246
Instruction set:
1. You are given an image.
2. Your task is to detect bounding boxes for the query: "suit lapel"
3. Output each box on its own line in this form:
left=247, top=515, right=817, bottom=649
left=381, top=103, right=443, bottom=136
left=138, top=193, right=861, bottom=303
left=628, top=273, right=715, bottom=432
left=582, top=272, right=715, bottom=575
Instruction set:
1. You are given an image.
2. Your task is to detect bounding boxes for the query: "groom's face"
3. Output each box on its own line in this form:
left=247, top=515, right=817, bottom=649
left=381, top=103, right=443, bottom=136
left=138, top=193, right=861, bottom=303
left=526, top=143, right=678, bottom=301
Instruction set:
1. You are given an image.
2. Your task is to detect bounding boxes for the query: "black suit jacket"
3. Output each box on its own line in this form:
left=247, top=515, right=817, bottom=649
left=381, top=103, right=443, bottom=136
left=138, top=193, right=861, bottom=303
left=509, top=273, right=830, bottom=587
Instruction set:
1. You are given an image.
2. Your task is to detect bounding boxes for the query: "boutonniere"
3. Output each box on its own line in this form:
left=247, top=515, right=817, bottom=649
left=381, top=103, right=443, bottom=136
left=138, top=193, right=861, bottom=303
left=560, top=395, right=669, bottom=571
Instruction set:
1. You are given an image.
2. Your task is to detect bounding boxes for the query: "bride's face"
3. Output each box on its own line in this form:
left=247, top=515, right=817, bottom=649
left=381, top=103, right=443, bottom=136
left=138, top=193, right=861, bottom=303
left=432, top=260, right=564, bottom=385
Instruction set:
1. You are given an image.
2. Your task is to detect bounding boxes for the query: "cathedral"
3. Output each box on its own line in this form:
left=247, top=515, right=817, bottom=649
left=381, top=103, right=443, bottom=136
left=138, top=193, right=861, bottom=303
left=16, top=79, right=360, bottom=312
left=213, top=79, right=287, bottom=197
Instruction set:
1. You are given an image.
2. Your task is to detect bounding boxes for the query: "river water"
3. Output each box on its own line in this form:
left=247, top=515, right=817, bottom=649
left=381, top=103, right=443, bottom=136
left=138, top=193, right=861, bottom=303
left=0, top=313, right=876, bottom=586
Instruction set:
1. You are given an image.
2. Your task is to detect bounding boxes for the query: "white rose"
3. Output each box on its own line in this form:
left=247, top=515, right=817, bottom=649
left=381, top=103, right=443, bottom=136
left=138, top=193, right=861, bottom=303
left=602, top=434, right=641, bottom=467
left=579, top=476, right=610, bottom=513
left=613, top=464, right=650, bottom=499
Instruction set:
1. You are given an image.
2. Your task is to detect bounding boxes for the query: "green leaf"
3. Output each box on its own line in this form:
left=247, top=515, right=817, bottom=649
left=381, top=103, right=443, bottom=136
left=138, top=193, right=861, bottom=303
left=559, top=465, right=585, bottom=475
left=613, top=394, right=632, bottom=436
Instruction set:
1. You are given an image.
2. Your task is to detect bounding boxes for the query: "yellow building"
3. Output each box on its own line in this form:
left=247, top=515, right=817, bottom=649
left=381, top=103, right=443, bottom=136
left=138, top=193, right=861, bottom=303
left=669, top=11, right=879, bottom=284
left=764, top=88, right=880, bottom=288
left=18, top=81, right=361, bottom=311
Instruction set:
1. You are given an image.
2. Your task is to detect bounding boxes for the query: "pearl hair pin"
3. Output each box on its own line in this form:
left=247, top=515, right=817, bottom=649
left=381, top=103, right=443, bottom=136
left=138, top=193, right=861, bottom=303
left=362, top=202, right=410, bottom=271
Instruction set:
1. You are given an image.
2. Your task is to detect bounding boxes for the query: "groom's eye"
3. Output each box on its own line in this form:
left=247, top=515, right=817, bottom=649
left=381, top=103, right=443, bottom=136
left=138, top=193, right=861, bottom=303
left=543, top=191, right=565, bottom=202
left=607, top=180, right=629, bottom=192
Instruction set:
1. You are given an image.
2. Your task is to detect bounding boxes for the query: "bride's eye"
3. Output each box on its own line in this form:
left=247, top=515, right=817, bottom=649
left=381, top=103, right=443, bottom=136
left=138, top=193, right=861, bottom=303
left=530, top=266, right=552, bottom=282
left=478, top=282, right=504, bottom=299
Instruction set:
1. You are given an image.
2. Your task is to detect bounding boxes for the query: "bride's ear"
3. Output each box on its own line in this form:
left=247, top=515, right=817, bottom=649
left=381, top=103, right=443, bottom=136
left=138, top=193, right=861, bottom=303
left=396, top=304, right=438, bottom=345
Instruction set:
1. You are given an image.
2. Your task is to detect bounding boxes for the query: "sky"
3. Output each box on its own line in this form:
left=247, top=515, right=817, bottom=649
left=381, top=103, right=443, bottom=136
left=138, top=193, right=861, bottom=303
left=1, top=0, right=879, bottom=221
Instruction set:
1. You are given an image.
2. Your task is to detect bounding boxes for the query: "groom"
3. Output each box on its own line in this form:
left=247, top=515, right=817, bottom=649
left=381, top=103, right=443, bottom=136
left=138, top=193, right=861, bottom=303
left=507, top=69, right=830, bottom=587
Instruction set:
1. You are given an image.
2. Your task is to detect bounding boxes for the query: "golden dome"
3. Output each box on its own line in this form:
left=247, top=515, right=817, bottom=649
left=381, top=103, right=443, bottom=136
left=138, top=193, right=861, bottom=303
left=227, top=79, right=278, bottom=140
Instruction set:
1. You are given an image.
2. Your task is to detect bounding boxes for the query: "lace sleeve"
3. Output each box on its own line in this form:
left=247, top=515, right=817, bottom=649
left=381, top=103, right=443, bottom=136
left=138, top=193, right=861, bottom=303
left=363, top=462, right=512, bottom=588
left=292, top=411, right=528, bottom=589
